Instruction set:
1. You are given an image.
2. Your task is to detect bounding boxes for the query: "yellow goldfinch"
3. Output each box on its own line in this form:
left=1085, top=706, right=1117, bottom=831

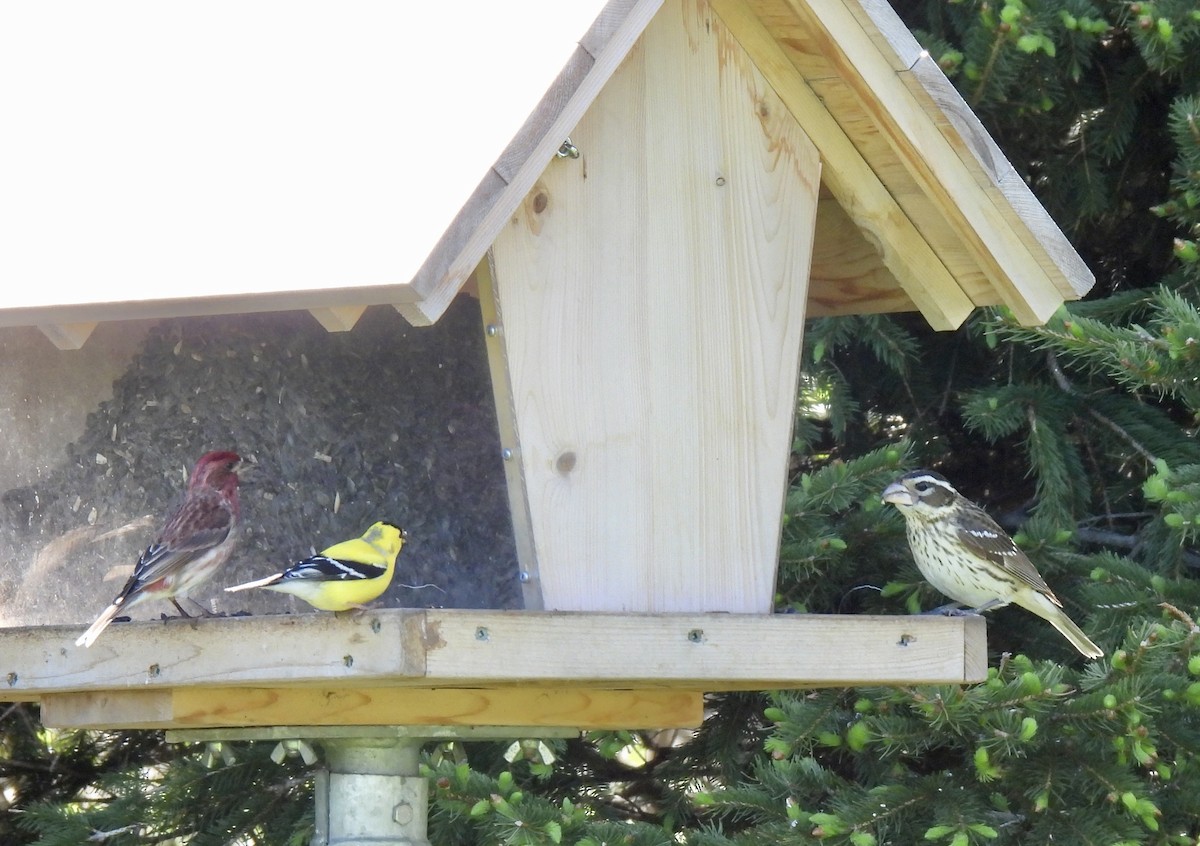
left=225, top=521, right=406, bottom=611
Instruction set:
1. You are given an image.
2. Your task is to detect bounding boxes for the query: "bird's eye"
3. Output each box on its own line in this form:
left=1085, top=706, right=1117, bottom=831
left=914, top=481, right=931, bottom=493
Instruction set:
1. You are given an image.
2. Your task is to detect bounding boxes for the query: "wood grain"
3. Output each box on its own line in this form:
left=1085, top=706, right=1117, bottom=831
left=903, top=55, right=1093, bottom=297
left=842, top=0, right=1091, bottom=296
left=776, top=0, right=1087, bottom=323
left=490, top=0, right=817, bottom=615
left=420, top=611, right=986, bottom=688
left=3, top=611, right=426, bottom=696
left=307, top=305, right=367, bottom=333
left=799, top=81, right=999, bottom=307
left=1, top=609, right=988, bottom=697
left=41, top=687, right=704, bottom=731
left=711, top=0, right=973, bottom=329
left=807, top=200, right=917, bottom=317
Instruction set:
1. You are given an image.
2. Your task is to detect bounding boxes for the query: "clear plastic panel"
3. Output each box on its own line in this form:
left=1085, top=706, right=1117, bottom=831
left=0, top=296, right=520, bottom=629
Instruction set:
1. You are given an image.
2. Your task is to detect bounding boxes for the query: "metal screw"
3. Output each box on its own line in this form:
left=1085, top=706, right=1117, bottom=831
left=519, top=571, right=531, bottom=583
left=501, top=448, right=514, bottom=461
left=687, top=629, right=705, bottom=643
left=897, top=634, right=914, bottom=647
left=485, top=324, right=501, bottom=337
left=715, top=176, right=726, bottom=186
left=476, top=627, right=490, bottom=641
left=147, top=663, right=161, bottom=677
left=343, top=654, right=354, bottom=667
left=556, top=137, right=580, bottom=159
left=6, top=672, right=17, bottom=687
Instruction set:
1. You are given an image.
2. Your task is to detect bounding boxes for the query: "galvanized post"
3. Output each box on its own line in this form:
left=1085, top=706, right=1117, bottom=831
left=167, top=726, right=576, bottom=846
left=314, top=737, right=428, bottom=846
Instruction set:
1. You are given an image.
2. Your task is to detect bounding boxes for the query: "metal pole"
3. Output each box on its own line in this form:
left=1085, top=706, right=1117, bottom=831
left=168, top=726, right=575, bottom=846
left=314, top=737, right=429, bottom=846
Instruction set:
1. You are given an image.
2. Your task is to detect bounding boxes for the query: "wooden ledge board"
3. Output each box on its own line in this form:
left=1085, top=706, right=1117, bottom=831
left=0, top=610, right=986, bottom=699
left=40, top=686, right=705, bottom=731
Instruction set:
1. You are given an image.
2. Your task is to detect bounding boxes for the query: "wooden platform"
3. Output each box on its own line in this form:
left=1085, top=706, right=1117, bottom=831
left=2, top=609, right=986, bottom=730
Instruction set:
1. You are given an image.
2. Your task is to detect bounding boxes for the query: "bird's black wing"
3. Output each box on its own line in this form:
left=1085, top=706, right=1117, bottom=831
left=279, top=555, right=386, bottom=583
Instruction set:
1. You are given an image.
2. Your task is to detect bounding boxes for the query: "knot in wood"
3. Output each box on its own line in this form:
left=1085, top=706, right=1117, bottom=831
left=555, top=451, right=577, bottom=475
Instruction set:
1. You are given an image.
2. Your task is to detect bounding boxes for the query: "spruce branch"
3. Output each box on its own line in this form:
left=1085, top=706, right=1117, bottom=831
left=1158, top=602, right=1197, bottom=632
left=971, top=29, right=1007, bottom=106
left=1075, top=527, right=1200, bottom=568
left=85, top=824, right=144, bottom=842
left=1046, top=351, right=1158, bottom=462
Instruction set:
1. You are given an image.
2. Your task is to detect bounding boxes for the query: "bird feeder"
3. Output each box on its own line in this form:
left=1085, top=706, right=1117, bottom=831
left=0, top=0, right=1092, bottom=842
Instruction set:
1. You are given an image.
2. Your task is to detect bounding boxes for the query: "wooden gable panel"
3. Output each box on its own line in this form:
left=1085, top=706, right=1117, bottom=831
left=488, top=0, right=819, bottom=613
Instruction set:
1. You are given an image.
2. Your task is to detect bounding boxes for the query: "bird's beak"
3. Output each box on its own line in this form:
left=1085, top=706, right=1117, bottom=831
left=881, top=482, right=915, bottom=506
left=232, top=456, right=256, bottom=483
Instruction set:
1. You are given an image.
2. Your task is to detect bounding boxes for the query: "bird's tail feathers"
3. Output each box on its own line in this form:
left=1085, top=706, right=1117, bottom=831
left=75, top=603, right=122, bottom=648
left=1021, top=592, right=1103, bottom=659
left=225, top=573, right=283, bottom=593
left=1046, top=612, right=1104, bottom=659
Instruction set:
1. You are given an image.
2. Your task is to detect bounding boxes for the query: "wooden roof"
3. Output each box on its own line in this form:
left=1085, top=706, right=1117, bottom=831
left=0, top=0, right=1091, bottom=341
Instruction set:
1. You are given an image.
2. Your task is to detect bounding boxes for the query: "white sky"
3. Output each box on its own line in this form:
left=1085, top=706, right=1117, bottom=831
left=0, top=1, right=609, bottom=309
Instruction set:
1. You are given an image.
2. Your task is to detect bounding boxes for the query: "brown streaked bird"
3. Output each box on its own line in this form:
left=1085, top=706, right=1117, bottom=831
left=882, top=470, right=1103, bottom=659
left=76, top=450, right=243, bottom=648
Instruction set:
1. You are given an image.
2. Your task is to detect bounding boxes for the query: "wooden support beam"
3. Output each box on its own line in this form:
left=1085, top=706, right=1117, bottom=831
left=308, top=305, right=367, bottom=332
left=170, top=720, right=580, bottom=739
left=807, top=197, right=916, bottom=317
left=37, top=322, right=97, bottom=350
left=166, top=725, right=581, bottom=743
left=1, top=285, right=424, bottom=331
left=0, top=609, right=987, bottom=700
left=39, top=686, right=704, bottom=731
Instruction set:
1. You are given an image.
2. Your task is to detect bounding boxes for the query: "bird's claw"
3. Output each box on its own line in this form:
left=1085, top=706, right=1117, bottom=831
left=922, top=603, right=977, bottom=617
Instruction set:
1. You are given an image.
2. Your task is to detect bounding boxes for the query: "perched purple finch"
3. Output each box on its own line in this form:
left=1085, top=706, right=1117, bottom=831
left=76, top=450, right=243, bottom=648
